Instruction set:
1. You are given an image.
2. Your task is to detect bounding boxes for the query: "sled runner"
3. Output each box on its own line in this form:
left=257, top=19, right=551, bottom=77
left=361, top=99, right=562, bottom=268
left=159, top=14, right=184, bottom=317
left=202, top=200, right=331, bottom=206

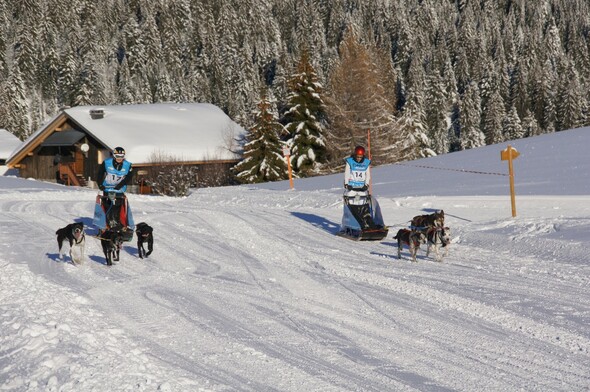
left=337, top=190, right=388, bottom=241
left=93, top=191, right=135, bottom=242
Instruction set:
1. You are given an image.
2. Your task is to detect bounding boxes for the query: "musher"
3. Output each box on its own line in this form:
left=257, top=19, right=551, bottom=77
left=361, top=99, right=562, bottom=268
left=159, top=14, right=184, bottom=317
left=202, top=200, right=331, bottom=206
left=95, top=147, right=134, bottom=234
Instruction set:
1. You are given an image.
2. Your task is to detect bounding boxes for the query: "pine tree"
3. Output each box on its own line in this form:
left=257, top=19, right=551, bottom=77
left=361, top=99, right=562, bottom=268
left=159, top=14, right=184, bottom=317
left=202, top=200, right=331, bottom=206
left=396, top=104, right=435, bottom=162
left=12, top=11, right=39, bottom=88
left=291, top=0, right=327, bottom=71
left=116, top=58, right=134, bottom=104
left=233, top=90, right=288, bottom=184
left=2, top=65, right=30, bottom=140
left=425, top=71, right=451, bottom=155
left=482, top=89, right=505, bottom=145
left=459, top=82, right=485, bottom=150
left=400, top=53, right=433, bottom=160
left=508, top=61, right=529, bottom=120
left=0, top=2, right=8, bottom=77
left=282, top=50, right=328, bottom=176
left=522, top=109, right=541, bottom=137
left=503, top=105, right=524, bottom=141
left=38, top=17, right=59, bottom=102
left=75, top=63, right=95, bottom=106
left=530, top=59, right=556, bottom=132
left=555, top=61, right=584, bottom=131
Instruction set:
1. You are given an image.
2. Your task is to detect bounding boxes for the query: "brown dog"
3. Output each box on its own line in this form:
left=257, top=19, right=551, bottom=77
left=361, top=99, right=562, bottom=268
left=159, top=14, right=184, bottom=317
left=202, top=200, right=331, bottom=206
left=393, top=229, right=426, bottom=262
left=411, top=210, right=445, bottom=229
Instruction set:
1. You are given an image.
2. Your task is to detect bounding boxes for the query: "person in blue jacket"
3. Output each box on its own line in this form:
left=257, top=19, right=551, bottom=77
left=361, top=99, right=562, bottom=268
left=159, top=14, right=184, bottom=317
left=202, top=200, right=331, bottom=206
left=344, top=145, right=371, bottom=193
left=343, top=145, right=375, bottom=229
left=97, top=147, right=133, bottom=193
left=96, top=147, right=134, bottom=230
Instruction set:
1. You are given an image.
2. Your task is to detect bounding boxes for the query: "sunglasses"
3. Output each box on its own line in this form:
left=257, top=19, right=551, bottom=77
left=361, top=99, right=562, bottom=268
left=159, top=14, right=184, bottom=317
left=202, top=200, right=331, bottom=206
left=114, top=154, right=125, bottom=159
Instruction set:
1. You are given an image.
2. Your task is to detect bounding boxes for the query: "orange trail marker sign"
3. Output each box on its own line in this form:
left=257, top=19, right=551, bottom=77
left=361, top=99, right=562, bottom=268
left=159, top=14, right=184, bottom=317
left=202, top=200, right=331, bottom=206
left=501, top=145, right=520, bottom=217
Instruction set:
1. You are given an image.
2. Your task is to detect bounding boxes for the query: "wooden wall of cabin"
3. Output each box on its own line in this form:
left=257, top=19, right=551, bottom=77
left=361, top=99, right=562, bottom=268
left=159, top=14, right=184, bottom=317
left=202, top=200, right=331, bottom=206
left=81, top=138, right=101, bottom=183
left=17, top=139, right=103, bottom=185
left=18, top=152, right=55, bottom=180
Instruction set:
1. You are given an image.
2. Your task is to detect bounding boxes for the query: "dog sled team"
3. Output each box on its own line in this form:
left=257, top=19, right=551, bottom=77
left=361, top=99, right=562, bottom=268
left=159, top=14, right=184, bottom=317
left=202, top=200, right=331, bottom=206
left=392, top=210, right=451, bottom=262
left=56, top=147, right=154, bottom=266
left=338, top=145, right=451, bottom=262
left=56, top=144, right=449, bottom=266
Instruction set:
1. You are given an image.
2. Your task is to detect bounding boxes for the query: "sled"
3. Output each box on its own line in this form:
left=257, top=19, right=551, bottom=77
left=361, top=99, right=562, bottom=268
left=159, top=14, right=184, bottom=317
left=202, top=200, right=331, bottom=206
left=93, top=191, right=135, bottom=241
left=337, top=192, right=388, bottom=241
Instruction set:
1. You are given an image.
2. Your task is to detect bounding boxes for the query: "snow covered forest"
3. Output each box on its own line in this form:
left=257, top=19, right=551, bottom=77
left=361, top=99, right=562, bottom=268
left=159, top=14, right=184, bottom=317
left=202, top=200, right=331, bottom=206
left=1, top=0, right=590, bottom=173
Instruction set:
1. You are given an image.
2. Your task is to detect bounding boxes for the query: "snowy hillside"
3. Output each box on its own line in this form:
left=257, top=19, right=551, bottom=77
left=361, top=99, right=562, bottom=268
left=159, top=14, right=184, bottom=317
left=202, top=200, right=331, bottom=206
left=1, top=128, right=589, bottom=391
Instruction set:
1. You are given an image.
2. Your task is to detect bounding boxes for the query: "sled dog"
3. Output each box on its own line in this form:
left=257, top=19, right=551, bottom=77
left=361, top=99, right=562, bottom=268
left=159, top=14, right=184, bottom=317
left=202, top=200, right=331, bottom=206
left=135, top=222, right=154, bottom=259
left=100, top=227, right=125, bottom=266
left=56, top=222, right=86, bottom=264
left=393, top=229, right=426, bottom=262
left=411, top=210, right=445, bottom=229
left=425, top=226, right=451, bottom=262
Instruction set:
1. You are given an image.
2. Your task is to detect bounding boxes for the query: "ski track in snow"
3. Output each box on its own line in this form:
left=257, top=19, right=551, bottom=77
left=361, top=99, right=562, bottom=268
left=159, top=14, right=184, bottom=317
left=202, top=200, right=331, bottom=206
left=1, top=187, right=590, bottom=391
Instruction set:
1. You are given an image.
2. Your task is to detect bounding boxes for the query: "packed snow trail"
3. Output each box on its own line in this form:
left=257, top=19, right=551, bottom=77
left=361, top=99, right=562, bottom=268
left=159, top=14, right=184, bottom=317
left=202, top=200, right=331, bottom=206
left=2, top=182, right=590, bottom=391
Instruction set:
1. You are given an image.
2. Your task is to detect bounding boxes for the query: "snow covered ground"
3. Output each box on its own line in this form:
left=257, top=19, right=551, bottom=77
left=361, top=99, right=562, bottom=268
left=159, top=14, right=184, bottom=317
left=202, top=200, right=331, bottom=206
left=1, top=128, right=590, bottom=391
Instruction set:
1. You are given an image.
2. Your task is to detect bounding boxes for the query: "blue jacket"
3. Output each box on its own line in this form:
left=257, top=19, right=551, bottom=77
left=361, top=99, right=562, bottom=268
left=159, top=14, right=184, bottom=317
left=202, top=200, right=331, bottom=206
left=344, top=156, right=371, bottom=188
left=101, top=158, right=132, bottom=193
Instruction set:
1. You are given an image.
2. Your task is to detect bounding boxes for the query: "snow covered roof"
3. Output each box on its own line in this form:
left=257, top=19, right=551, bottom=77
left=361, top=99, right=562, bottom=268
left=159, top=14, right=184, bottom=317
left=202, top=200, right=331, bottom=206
left=7, top=103, right=246, bottom=166
left=0, top=129, right=22, bottom=161
left=64, top=103, right=245, bottom=164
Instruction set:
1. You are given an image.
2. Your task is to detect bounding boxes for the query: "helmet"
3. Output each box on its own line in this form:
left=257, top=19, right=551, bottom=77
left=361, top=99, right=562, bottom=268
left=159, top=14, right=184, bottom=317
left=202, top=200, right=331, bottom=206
left=113, top=147, right=125, bottom=159
left=354, top=145, right=365, bottom=157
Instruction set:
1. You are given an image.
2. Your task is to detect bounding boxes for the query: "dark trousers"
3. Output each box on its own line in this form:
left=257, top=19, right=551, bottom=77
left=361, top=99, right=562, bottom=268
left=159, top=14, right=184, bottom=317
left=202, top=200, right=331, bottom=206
left=101, top=193, right=128, bottom=228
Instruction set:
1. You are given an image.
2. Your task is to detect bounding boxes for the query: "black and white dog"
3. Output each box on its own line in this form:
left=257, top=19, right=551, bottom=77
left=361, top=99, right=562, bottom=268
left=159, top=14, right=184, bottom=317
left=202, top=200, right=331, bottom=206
left=100, top=228, right=124, bottom=266
left=56, top=222, right=86, bottom=264
left=425, top=226, right=451, bottom=262
left=135, top=222, right=154, bottom=259
left=393, top=229, right=426, bottom=262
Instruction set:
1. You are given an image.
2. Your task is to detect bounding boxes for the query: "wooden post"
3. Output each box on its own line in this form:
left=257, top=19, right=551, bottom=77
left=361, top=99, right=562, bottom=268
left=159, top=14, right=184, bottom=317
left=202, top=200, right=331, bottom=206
left=282, top=146, right=294, bottom=190
left=501, top=145, right=520, bottom=217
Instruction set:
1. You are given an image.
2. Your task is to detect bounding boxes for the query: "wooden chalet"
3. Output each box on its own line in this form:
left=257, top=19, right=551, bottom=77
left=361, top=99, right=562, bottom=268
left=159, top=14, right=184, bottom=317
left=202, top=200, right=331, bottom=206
left=6, top=103, right=245, bottom=193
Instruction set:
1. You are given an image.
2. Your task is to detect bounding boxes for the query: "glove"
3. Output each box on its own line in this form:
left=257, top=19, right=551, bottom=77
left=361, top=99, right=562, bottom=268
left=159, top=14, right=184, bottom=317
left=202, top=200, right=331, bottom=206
left=114, top=183, right=123, bottom=190
left=345, top=184, right=353, bottom=191
left=361, top=185, right=368, bottom=191
left=98, top=184, right=105, bottom=191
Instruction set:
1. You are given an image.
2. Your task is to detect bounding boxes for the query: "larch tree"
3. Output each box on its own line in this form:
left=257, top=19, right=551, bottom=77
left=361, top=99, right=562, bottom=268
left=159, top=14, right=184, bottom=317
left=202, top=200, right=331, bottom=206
left=232, top=89, right=288, bottom=184
left=282, top=49, right=328, bottom=176
left=324, top=26, right=397, bottom=168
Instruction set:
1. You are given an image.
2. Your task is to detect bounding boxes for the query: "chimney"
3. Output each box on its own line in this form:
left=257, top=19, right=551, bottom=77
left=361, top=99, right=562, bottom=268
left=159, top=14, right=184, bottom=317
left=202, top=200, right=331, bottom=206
left=90, top=108, right=105, bottom=119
